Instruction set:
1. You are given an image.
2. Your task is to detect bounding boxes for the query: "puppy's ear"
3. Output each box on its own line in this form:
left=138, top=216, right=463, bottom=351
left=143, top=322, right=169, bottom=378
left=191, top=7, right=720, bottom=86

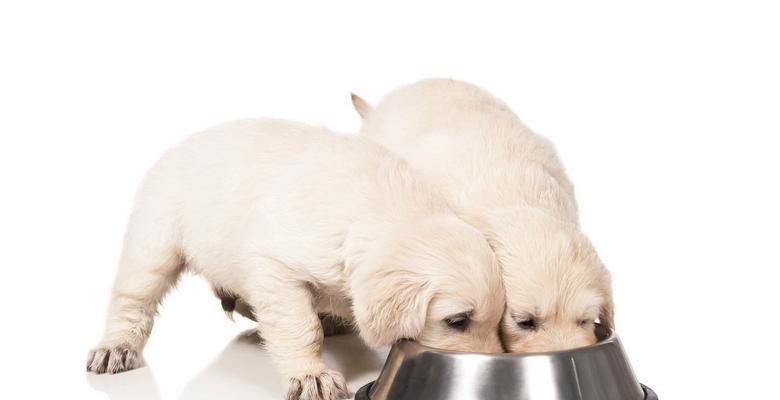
left=352, top=269, right=432, bottom=347
left=351, top=93, right=373, bottom=120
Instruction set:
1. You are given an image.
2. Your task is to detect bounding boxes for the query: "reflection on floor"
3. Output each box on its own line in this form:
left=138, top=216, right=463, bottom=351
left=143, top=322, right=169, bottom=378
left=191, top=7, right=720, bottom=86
left=86, top=332, right=388, bottom=400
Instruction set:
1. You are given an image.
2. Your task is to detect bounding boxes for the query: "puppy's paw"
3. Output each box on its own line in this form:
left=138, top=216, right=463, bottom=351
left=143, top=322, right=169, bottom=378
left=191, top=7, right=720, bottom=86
left=286, top=370, right=349, bottom=400
left=86, top=345, right=143, bottom=374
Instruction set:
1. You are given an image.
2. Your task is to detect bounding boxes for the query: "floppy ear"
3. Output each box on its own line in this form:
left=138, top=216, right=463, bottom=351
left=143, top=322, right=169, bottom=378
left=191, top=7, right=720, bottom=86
left=350, top=93, right=373, bottom=120
left=351, top=269, right=433, bottom=347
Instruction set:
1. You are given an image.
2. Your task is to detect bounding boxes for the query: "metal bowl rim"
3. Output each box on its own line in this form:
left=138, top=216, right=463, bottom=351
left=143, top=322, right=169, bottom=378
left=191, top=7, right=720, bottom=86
left=355, top=382, right=657, bottom=400
left=397, top=324, right=616, bottom=358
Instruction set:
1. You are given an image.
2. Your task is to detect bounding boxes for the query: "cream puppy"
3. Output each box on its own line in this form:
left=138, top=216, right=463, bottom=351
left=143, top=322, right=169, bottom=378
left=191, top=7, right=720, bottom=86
left=86, top=119, right=504, bottom=399
left=353, top=79, right=614, bottom=353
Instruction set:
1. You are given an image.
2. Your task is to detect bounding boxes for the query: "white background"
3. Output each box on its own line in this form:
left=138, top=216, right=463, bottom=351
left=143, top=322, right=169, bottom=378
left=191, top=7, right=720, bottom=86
left=1, top=1, right=778, bottom=399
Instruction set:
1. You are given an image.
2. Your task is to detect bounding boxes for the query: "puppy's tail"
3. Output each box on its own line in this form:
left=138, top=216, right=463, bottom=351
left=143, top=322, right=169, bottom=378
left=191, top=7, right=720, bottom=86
left=351, top=93, right=373, bottom=120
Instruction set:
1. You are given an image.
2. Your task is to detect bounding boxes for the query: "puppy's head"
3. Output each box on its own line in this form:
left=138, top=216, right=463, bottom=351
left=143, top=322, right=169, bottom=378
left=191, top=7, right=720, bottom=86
left=351, top=214, right=504, bottom=353
left=482, top=210, right=614, bottom=353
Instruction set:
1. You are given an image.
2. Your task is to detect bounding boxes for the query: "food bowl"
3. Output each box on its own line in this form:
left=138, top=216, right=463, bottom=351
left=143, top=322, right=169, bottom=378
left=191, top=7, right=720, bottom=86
left=355, top=326, right=656, bottom=400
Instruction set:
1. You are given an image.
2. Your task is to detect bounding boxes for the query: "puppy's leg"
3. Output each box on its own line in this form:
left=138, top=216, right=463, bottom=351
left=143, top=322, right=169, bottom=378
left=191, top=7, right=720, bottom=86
left=87, top=199, right=183, bottom=374
left=247, top=261, right=349, bottom=400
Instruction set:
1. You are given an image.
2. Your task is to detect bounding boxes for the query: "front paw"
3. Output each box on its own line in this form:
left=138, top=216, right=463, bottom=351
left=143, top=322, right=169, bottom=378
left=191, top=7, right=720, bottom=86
left=286, top=370, right=349, bottom=400
left=86, top=345, right=143, bottom=374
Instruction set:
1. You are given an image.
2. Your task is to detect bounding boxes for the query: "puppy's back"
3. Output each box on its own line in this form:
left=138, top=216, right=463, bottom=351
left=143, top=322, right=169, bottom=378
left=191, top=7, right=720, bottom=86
left=361, top=80, right=576, bottom=219
left=138, top=118, right=443, bottom=271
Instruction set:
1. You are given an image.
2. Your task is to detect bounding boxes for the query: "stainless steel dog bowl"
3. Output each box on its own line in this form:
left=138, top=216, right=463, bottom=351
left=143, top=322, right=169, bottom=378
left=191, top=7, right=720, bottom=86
left=355, top=326, right=656, bottom=400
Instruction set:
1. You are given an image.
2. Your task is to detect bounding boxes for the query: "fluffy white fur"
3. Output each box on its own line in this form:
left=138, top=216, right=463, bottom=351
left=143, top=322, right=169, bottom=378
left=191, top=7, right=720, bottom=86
left=86, top=118, right=505, bottom=400
left=353, top=79, right=614, bottom=353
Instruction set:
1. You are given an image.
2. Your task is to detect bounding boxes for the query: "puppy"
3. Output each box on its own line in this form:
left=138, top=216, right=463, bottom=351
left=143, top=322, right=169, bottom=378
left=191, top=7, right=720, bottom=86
left=352, top=79, right=614, bottom=353
left=86, top=118, right=504, bottom=400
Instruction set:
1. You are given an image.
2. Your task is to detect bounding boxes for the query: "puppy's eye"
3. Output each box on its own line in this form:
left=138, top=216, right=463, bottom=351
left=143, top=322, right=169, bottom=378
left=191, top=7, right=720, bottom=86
left=517, top=318, right=537, bottom=330
left=444, top=316, right=471, bottom=332
left=578, top=319, right=594, bottom=327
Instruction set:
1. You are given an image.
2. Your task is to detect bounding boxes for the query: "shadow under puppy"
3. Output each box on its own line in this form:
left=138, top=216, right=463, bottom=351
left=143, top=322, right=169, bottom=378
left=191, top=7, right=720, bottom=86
left=353, top=79, right=615, bottom=353
left=86, top=118, right=505, bottom=400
